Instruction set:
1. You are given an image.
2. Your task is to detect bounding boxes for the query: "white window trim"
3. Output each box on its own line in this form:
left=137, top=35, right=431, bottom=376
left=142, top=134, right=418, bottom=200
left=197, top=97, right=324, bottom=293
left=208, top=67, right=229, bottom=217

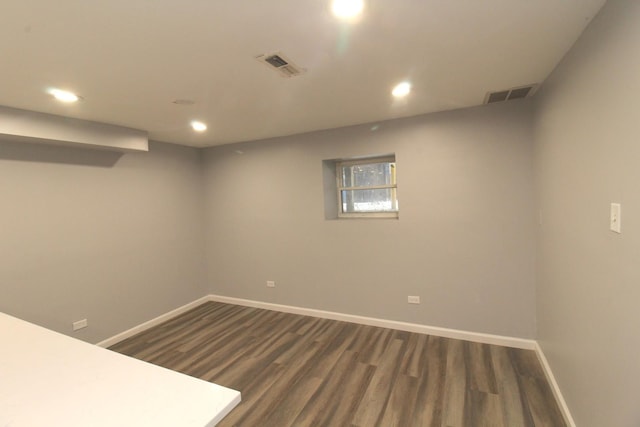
left=336, top=156, right=399, bottom=219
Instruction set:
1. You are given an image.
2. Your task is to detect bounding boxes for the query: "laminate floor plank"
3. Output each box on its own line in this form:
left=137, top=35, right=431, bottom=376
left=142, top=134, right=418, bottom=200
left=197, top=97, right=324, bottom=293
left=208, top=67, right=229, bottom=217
left=379, top=373, right=419, bottom=427
left=466, top=389, right=505, bottom=427
left=441, top=339, right=468, bottom=427
left=357, top=327, right=395, bottom=367
left=181, top=334, right=257, bottom=379
left=400, top=332, right=429, bottom=378
left=351, top=338, right=405, bottom=426
left=176, top=306, right=256, bottom=353
left=273, top=321, right=332, bottom=366
left=465, top=342, right=498, bottom=394
left=218, top=332, right=302, bottom=392
left=517, top=375, right=566, bottom=427
left=222, top=340, right=327, bottom=426
left=259, top=374, right=324, bottom=427
left=409, top=335, right=448, bottom=427
left=212, top=361, right=286, bottom=427
left=109, top=302, right=566, bottom=427
left=306, top=322, right=360, bottom=380
left=293, top=350, right=375, bottom=426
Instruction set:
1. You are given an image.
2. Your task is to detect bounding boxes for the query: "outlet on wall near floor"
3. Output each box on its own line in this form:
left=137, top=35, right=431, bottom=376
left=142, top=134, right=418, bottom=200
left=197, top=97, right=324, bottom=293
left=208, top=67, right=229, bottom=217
left=73, top=319, right=88, bottom=331
left=407, top=296, right=421, bottom=304
left=266, top=281, right=275, bottom=288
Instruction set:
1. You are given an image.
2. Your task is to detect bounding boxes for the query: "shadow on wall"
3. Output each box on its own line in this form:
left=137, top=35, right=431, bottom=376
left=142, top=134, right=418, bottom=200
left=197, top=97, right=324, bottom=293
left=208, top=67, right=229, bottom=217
left=0, top=139, right=123, bottom=167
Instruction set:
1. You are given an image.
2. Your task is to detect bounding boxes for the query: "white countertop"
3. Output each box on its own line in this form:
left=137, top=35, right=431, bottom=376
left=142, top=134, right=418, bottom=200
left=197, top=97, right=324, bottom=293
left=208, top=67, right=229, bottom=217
left=0, top=312, right=240, bottom=427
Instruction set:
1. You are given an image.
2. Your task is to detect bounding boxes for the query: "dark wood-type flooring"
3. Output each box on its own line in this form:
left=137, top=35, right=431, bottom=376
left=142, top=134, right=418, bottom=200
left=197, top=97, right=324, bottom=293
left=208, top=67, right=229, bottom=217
left=110, top=302, right=566, bottom=427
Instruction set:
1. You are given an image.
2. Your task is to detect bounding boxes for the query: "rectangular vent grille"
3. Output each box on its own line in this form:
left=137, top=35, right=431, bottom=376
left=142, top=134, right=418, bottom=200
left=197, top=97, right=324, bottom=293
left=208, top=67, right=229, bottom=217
left=485, top=84, right=538, bottom=104
left=508, top=86, right=533, bottom=99
left=265, top=54, right=288, bottom=68
left=256, top=52, right=306, bottom=78
left=488, top=91, right=509, bottom=103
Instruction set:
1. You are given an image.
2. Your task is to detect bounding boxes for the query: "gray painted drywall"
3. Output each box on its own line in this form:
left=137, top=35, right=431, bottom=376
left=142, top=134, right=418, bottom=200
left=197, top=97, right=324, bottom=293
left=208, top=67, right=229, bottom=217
left=533, top=1, right=640, bottom=425
left=0, top=140, right=206, bottom=343
left=203, top=100, right=536, bottom=338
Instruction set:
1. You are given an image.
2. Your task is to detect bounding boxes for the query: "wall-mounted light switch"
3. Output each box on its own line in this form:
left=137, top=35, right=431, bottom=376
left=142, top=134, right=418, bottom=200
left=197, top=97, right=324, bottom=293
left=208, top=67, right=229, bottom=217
left=610, top=203, right=621, bottom=233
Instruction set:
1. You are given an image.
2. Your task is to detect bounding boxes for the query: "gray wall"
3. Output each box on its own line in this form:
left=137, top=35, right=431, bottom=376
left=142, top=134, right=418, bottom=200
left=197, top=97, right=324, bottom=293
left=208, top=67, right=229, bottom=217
left=533, top=1, right=640, bottom=426
left=203, top=100, right=537, bottom=338
left=0, top=140, right=207, bottom=343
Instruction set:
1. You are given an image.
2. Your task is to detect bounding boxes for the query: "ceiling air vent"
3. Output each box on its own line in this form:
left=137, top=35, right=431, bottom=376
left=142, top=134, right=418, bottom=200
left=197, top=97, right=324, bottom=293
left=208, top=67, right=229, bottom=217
left=484, top=84, right=538, bottom=104
left=256, top=52, right=306, bottom=78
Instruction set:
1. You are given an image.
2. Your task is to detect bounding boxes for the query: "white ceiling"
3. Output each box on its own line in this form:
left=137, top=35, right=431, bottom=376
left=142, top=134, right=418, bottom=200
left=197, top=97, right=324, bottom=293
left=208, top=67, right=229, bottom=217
left=0, top=0, right=606, bottom=147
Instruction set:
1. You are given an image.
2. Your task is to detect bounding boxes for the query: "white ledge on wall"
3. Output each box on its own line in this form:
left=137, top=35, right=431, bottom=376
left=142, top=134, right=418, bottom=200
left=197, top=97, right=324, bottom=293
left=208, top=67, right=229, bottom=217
left=0, top=105, right=148, bottom=152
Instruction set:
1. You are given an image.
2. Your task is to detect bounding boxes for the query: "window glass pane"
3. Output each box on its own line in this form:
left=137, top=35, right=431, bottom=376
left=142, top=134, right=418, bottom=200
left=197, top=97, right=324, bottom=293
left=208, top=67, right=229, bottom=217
left=341, top=162, right=395, bottom=187
left=341, top=188, right=398, bottom=213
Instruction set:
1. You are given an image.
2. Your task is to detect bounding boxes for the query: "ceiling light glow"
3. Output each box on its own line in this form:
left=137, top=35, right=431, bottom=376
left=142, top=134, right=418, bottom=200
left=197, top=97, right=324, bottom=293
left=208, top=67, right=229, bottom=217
left=191, top=121, right=207, bottom=132
left=392, top=82, right=411, bottom=98
left=331, top=0, right=364, bottom=19
left=49, top=88, right=80, bottom=103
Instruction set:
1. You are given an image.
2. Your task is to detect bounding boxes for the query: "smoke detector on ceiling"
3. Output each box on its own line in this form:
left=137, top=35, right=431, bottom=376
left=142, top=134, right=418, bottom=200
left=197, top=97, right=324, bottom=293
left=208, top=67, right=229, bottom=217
left=256, top=52, right=306, bottom=78
left=484, top=84, right=538, bottom=104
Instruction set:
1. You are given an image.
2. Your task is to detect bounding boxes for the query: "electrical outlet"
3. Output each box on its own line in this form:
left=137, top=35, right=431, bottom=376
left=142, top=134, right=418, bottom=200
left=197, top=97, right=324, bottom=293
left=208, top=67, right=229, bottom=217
left=408, top=296, right=421, bottom=304
left=73, top=319, right=88, bottom=331
left=266, top=281, right=275, bottom=288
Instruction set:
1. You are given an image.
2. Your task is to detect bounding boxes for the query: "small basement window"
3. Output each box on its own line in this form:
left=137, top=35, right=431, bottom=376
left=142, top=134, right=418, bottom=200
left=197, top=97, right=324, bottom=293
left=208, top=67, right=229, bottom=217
left=336, top=156, right=399, bottom=218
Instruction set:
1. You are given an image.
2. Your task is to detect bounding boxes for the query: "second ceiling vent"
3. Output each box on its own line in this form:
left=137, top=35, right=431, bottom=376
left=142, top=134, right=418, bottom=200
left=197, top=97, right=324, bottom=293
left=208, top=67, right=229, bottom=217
left=484, top=84, right=538, bottom=104
left=256, top=52, right=306, bottom=78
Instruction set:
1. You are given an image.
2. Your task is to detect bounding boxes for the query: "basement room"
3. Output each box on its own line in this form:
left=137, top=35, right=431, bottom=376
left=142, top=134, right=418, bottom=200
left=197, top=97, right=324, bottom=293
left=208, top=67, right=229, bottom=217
left=1, top=1, right=638, bottom=426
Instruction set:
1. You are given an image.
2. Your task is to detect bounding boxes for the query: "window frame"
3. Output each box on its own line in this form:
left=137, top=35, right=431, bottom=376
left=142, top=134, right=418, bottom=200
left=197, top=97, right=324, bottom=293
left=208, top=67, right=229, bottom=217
left=335, top=155, right=399, bottom=219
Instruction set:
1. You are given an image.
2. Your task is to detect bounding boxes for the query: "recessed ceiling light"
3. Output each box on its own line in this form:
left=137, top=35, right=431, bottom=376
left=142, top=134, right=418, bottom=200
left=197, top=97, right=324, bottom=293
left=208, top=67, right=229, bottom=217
left=392, top=82, right=411, bottom=98
left=191, top=121, right=207, bottom=132
left=48, top=88, right=81, bottom=103
left=331, top=0, right=364, bottom=19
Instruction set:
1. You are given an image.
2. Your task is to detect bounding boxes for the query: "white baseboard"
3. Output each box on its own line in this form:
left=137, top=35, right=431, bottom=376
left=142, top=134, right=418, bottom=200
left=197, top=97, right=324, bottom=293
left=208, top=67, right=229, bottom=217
left=96, top=296, right=211, bottom=348
left=98, top=293, right=535, bottom=350
left=534, top=342, right=576, bottom=427
left=207, top=294, right=536, bottom=350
